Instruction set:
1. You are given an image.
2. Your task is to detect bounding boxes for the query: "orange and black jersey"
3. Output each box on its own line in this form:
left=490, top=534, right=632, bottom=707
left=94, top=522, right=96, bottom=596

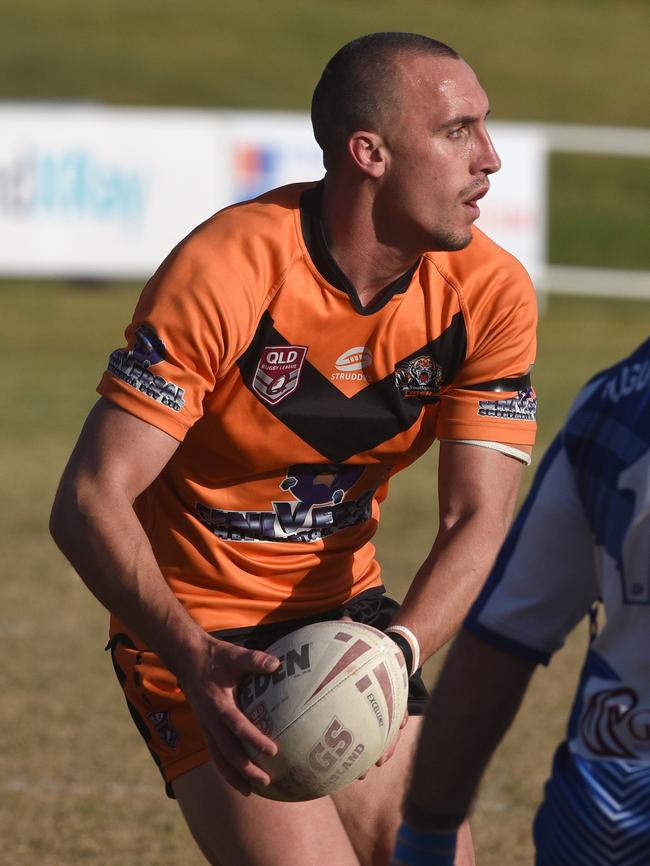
left=98, top=181, right=537, bottom=635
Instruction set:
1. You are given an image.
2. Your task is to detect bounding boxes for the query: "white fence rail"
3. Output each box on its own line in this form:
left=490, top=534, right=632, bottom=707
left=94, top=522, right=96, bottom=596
left=540, top=123, right=650, bottom=300
left=543, top=124, right=650, bottom=158
left=545, top=266, right=650, bottom=301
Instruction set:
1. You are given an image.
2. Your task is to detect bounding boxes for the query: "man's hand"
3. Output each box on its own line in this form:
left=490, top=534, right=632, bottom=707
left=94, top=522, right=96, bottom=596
left=49, top=402, right=283, bottom=796
left=177, top=637, right=281, bottom=795
left=376, top=711, right=409, bottom=768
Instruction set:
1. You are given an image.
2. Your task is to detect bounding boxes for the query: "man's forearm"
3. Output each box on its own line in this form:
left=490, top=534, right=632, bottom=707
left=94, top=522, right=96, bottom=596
left=390, top=443, right=525, bottom=663
left=394, top=506, right=516, bottom=662
left=404, top=630, right=535, bottom=828
left=50, top=476, right=208, bottom=676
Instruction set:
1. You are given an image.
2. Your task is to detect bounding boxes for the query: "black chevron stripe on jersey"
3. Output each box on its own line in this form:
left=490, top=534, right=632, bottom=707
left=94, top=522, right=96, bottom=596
left=237, top=311, right=467, bottom=462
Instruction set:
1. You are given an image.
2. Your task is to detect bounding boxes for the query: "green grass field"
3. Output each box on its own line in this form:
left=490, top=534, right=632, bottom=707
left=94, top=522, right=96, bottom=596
left=3, top=0, right=648, bottom=125
left=1, top=279, right=648, bottom=865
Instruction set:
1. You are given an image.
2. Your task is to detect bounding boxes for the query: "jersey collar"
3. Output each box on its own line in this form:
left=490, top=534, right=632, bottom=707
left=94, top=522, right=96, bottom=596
left=299, top=182, right=420, bottom=316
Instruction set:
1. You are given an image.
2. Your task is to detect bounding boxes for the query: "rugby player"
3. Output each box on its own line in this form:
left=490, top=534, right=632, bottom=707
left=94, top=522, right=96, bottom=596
left=393, top=339, right=650, bottom=866
left=50, top=32, right=537, bottom=866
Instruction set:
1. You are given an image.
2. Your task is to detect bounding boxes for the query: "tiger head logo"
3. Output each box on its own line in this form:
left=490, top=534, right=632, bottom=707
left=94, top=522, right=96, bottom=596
left=394, top=355, right=443, bottom=402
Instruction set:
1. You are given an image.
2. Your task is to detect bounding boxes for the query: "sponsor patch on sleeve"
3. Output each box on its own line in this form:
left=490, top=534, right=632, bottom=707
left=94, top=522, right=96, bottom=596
left=107, top=325, right=185, bottom=411
left=477, top=387, right=537, bottom=421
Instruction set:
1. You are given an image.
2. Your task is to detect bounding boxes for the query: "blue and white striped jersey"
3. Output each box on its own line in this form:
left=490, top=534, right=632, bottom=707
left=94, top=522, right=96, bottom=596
left=465, top=338, right=650, bottom=864
left=467, top=338, right=650, bottom=760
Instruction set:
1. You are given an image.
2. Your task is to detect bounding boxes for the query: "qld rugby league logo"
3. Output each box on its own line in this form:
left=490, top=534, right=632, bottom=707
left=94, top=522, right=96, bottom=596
left=253, top=345, right=308, bottom=405
left=394, top=355, right=443, bottom=402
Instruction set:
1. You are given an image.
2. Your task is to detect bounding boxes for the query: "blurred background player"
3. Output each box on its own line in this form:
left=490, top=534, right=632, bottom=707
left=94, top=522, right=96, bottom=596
left=49, top=32, right=537, bottom=866
left=392, top=337, right=650, bottom=866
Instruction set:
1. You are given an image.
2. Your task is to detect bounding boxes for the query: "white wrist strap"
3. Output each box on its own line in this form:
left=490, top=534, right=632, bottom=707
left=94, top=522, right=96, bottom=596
left=385, top=625, right=421, bottom=675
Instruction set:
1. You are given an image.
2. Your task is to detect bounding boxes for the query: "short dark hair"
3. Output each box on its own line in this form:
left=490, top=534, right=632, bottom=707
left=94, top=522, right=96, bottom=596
left=311, top=32, right=459, bottom=167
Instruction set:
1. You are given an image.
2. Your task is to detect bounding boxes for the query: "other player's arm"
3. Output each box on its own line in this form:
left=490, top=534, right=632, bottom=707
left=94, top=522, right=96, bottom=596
left=49, top=397, right=280, bottom=793
left=391, top=629, right=535, bottom=865
left=390, top=439, right=529, bottom=664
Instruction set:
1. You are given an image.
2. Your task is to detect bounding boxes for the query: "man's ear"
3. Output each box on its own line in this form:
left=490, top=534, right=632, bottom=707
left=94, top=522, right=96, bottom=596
left=347, top=131, right=387, bottom=178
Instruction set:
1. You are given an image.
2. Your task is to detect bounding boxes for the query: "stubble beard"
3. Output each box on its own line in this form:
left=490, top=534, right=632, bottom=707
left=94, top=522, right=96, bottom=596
left=427, top=224, right=473, bottom=252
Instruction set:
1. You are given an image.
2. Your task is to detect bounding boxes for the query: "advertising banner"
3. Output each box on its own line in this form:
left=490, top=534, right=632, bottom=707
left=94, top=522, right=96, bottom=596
left=475, top=123, right=547, bottom=285
left=222, top=112, right=547, bottom=284
left=0, top=104, right=227, bottom=278
left=219, top=110, right=324, bottom=206
left=0, top=105, right=546, bottom=284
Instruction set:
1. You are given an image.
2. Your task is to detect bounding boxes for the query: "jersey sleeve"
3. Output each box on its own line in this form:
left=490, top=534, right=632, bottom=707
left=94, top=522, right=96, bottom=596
left=435, top=250, right=538, bottom=446
left=464, top=434, right=600, bottom=664
left=97, top=228, right=259, bottom=441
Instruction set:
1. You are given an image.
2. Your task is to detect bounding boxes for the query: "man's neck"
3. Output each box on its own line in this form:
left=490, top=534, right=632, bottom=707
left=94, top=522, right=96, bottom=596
left=320, top=176, right=420, bottom=308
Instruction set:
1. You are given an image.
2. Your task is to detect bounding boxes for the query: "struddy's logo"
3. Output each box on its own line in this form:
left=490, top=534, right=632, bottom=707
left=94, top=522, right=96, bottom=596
left=336, top=347, right=372, bottom=372
left=253, top=345, right=308, bottom=405
left=478, top=387, right=537, bottom=421
left=332, top=346, right=374, bottom=382
left=395, top=355, right=443, bottom=402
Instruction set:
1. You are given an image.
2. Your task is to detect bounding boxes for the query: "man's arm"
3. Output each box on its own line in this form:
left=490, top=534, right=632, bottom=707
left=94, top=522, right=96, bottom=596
left=50, top=398, right=280, bottom=794
left=405, top=629, right=535, bottom=828
left=392, top=440, right=529, bottom=662
left=390, top=629, right=535, bottom=866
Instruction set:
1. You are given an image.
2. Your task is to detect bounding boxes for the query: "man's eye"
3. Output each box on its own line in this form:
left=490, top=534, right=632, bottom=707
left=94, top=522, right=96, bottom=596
left=449, top=127, right=465, bottom=139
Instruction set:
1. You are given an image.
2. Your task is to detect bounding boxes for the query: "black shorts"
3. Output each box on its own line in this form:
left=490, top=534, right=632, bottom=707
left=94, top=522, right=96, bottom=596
left=109, top=587, right=429, bottom=798
left=211, top=587, right=429, bottom=716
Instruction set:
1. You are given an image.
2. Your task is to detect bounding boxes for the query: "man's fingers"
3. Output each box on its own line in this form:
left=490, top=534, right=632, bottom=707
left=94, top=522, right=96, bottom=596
left=233, top=647, right=280, bottom=675
left=220, top=702, right=278, bottom=757
left=376, top=716, right=408, bottom=767
left=189, top=639, right=282, bottom=793
left=204, top=734, right=253, bottom=795
left=376, top=737, right=398, bottom=766
left=208, top=722, right=273, bottom=787
left=221, top=725, right=273, bottom=785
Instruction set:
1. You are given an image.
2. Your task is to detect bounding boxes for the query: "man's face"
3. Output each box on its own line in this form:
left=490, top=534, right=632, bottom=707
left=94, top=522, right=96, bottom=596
left=375, top=53, right=501, bottom=253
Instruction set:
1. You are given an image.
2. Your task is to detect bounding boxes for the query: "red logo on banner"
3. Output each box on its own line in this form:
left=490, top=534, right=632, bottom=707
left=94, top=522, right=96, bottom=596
left=253, top=345, right=308, bottom=405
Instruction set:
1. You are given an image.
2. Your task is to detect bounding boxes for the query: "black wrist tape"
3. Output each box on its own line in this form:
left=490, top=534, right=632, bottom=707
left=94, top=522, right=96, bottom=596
left=386, top=630, right=414, bottom=676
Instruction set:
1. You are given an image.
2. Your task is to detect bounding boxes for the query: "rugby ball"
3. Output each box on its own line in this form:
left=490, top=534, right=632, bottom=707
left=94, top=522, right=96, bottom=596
left=238, top=620, right=409, bottom=801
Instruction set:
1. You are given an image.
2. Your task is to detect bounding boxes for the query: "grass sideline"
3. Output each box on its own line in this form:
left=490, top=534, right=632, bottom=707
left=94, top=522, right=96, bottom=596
left=2, top=0, right=648, bottom=127
left=1, top=280, right=648, bottom=864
